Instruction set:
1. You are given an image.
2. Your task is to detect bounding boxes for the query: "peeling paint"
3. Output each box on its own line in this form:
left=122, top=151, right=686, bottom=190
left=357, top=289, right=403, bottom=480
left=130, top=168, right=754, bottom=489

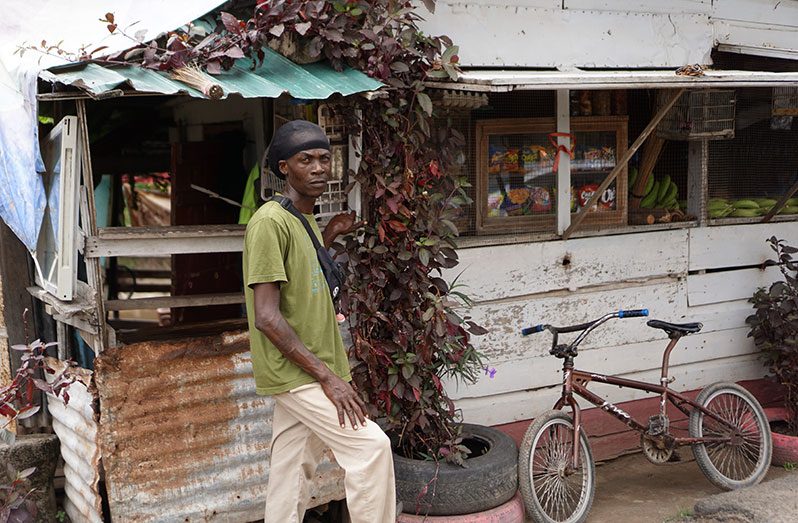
left=95, top=331, right=344, bottom=522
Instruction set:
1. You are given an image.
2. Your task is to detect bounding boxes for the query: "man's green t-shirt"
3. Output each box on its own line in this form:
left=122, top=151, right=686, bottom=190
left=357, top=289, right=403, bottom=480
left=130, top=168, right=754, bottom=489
left=243, top=200, right=351, bottom=395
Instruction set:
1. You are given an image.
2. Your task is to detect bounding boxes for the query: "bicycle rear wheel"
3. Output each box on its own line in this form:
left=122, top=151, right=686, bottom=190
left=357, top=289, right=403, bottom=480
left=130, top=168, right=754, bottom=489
left=689, top=382, right=772, bottom=490
left=519, top=410, right=595, bottom=523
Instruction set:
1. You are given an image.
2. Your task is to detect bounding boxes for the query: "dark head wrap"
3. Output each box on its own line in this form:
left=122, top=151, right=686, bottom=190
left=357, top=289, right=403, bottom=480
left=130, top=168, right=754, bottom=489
left=266, top=120, right=330, bottom=179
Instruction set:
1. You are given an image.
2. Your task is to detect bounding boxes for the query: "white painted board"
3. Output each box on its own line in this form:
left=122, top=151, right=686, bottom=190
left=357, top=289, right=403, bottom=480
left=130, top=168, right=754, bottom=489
left=450, top=228, right=688, bottom=303
left=466, top=279, right=686, bottom=362
left=687, top=266, right=784, bottom=306
left=457, top=354, right=765, bottom=426
left=417, top=3, right=713, bottom=67
left=448, top=326, right=756, bottom=400
left=688, top=222, right=798, bottom=271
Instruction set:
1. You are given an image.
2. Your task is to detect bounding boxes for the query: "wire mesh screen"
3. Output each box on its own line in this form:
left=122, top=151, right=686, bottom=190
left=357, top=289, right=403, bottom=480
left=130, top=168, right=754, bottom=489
left=657, top=89, right=736, bottom=140
left=708, top=88, right=798, bottom=221
left=263, top=97, right=350, bottom=227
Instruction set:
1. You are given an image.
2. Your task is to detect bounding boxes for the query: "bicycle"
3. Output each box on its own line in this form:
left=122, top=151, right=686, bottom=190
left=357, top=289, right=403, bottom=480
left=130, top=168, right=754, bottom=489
left=518, top=309, right=772, bottom=523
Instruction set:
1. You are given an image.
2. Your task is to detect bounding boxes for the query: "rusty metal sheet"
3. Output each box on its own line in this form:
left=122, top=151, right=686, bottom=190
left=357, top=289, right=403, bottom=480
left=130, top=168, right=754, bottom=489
left=44, top=358, right=103, bottom=523
left=95, top=330, right=344, bottom=522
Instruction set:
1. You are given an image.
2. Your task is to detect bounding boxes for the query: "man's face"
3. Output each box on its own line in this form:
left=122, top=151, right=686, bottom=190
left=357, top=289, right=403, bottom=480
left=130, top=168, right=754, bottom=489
left=279, top=148, right=331, bottom=198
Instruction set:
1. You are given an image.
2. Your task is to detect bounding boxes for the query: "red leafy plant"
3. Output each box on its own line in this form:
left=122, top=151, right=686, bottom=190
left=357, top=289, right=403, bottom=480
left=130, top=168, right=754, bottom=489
left=1, top=337, right=78, bottom=523
left=747, top=237, right=798, bottom=432
left=45, top=0, right=484, bottom=464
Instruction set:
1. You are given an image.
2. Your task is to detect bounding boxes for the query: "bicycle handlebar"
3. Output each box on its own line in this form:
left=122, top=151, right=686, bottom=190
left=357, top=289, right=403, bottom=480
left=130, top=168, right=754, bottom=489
left=521, top=309, right=649, bottom=336
left=618, top=308, right=649, bottom=318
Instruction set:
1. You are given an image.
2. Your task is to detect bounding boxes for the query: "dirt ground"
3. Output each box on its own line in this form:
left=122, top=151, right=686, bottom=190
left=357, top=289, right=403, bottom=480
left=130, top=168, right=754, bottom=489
left=554, top=451, right=792, bottom=523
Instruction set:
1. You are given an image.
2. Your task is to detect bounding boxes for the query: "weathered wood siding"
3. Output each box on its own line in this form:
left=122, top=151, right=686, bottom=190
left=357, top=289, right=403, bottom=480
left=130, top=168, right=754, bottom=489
left=417, top=0, right=798, bottom=68
left=447, top=222, right=798, bottom=426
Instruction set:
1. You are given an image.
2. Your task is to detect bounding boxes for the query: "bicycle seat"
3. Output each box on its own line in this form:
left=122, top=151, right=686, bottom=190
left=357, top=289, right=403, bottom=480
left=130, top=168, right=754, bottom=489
left=647, top=319, right=703, bottom=336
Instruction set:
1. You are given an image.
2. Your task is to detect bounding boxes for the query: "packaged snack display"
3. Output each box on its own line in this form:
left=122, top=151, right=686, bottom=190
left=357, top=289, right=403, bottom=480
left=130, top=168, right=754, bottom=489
left=576, top=183, right=616, bottom=211
left=529, top=187, right=552, bottom=213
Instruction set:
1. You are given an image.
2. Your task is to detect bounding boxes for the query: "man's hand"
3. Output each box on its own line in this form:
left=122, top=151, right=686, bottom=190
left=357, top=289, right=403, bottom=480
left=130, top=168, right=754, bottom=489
left=323, top=211, right=365, bottom=249
left=319, top=373, right=368, bottom=430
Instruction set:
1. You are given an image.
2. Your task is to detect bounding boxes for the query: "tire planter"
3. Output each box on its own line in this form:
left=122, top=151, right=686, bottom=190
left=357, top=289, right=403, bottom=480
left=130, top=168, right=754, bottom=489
left=765, top=406, right=798, bottom=467
left=393, top=424, right=518, bottom=516
left=396, top=492, right=525, bottom=523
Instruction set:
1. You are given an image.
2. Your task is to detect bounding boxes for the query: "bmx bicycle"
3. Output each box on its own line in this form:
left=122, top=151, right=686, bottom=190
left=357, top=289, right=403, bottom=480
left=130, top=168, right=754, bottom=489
left=518, top=309, right=772, bottom=523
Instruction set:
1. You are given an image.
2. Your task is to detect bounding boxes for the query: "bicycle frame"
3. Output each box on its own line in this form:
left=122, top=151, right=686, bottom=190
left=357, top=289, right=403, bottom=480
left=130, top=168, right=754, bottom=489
left=554, top=336, right=743, bottom=469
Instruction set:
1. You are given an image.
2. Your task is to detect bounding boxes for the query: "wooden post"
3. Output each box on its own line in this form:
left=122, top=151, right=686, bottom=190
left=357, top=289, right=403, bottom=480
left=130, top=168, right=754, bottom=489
left=761, top=179, right=798, bottom=223
left=556, top=89, right=571, bottom=235
left=687, top=140, right=709, bottom=226
left=562, top=88, right=685, bottom=240
left=76, top=100, right=109, bottom=352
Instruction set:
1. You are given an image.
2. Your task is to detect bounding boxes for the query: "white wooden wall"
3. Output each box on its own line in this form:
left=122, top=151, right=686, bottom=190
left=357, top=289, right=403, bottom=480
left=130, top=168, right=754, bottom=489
left=446, top=222, right=798, bottom=426
left=417, top=0, right=798, bottom=68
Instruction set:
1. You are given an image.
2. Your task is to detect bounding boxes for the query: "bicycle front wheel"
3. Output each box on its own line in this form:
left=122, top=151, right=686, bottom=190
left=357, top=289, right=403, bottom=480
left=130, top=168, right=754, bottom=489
left=689, top=382, right=772, bottom=490
left=519, top=410, right=595, bottom=523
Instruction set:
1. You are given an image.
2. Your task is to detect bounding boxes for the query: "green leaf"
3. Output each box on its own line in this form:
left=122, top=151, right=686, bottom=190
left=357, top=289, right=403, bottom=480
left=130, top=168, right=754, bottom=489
left=442, top=45, right=459, bottom=62
left=422, top=307, right=435, bottom=322
left=417, top=92, right=433, bottom=116
left=402, top=363, right=414, bottom=379
left=419, top=248, right=430, bottom=266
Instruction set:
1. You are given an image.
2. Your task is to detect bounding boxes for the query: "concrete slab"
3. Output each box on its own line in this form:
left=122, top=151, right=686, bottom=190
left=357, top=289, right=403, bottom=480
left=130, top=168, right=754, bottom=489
left=523, top=451, right=793, bottom=523
left=692, top=474, right=798, bottom=523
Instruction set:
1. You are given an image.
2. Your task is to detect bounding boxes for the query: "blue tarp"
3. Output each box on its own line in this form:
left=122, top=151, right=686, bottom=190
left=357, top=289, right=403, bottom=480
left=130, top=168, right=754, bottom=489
left=0, top=65, right=46, bottom=251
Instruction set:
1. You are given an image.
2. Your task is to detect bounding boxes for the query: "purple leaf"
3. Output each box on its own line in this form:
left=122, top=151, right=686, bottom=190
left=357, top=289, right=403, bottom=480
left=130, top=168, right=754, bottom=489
left=295, top=21, right=312, bottom=36
left=225, top=45, right=245, bottom=59
left=269, top=23, right=285, bottom=37
left=220, top=12, right=241, bottom=34
left=206, top=61, right=222, bottom=74
left=15, top=406, right=39, bottom=420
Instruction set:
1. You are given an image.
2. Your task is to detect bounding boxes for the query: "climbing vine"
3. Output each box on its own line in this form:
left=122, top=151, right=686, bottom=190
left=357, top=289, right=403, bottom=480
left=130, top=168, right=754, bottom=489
left=97, top=0, right=484, bottom=464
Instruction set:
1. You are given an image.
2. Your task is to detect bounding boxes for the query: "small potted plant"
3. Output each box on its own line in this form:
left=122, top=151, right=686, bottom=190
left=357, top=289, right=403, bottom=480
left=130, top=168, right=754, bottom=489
left=747, top=236, right=798, bottom=466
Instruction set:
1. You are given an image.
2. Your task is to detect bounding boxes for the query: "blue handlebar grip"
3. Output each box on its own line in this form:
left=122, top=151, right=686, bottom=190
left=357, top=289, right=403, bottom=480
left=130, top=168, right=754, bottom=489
left=521, top=324, right=545, bottom=336
left=618, top=309, right=649, bottom=318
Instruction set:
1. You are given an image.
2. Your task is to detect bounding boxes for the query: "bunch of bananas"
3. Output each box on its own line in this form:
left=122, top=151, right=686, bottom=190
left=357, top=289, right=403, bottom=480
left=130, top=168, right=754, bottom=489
left=708, top=198, right=798, bottom=218
left=630, top=169, right=679, bottom=210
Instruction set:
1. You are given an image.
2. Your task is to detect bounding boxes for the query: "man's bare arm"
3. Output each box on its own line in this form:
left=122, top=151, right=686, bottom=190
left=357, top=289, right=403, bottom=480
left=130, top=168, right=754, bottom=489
left=252, top=282, right=366, bottom=428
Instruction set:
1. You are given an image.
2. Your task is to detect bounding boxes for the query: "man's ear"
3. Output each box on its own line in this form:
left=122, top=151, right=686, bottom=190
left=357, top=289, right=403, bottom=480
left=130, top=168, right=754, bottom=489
left=279, top=160, right=288, bottom=177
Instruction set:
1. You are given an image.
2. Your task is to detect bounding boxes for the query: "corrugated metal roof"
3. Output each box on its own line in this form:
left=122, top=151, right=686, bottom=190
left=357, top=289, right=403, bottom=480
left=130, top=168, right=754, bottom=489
left=45, top=358, right=104, bottom=523
left=40, top=48, right=383, bottom=100
left=94, top=330, right=344, bottom=522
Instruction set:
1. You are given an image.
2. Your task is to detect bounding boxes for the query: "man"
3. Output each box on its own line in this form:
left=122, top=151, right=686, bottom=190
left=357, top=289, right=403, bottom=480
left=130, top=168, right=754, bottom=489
left=243, top=120, right=396, bottom=523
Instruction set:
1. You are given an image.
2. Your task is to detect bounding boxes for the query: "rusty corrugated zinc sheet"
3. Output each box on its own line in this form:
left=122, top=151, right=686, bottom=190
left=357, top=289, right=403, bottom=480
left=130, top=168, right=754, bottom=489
left=45, top=358, right=104, bottom=523
left=95, top=331, right=344, bottom=522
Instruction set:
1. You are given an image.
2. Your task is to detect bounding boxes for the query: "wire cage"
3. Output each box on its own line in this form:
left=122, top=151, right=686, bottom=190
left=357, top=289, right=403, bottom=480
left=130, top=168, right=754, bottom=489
left=656, top=89, right=736, bottom=141
left=317, top=103, right=346, bottom=141
left=773, top=87, right=798, bottom=117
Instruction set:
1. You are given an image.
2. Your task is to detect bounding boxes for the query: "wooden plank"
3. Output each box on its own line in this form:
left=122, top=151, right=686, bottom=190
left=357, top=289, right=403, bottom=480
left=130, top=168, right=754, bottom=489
left=466, top=279, right=687, bottom=362
left=85, top=225, right=246, bottom=258
left=686, top=298, right=757, bottom=332
left=27, top=284, right=96, bottom=318
left=563, top=89, right=684, bottom=239
left=77, top=100, right=108, bottom=352
left=565, top=0, right=711, bottom=13
left=0, top=220, right=38, bottom=374
left=712, top=0, right=798, bottom=30
left=687, top=140, right=708, bottom=226
left=450, top=325, right=756, bottom=399
left=450, top=228, right=688, bottom=303
left=687, top=266, right=782, bottom=306
left=556, top=89, right=571, bottom=235
left=761, top=178, right=798, bottom=223
left=688, top=222, right=798, bottom=271
left=456, top=354, right=764, bottom=426
left=105, top=292, right=244, bottom=311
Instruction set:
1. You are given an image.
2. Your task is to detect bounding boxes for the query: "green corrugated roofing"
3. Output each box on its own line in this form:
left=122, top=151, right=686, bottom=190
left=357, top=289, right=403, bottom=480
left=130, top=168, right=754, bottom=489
left=41, top=47, right=382, bottom=99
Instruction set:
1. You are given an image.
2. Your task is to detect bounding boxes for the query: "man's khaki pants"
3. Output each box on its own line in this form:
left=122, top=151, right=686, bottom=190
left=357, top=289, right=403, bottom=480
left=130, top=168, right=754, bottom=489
left=264, top=382, right=396, bottom=523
